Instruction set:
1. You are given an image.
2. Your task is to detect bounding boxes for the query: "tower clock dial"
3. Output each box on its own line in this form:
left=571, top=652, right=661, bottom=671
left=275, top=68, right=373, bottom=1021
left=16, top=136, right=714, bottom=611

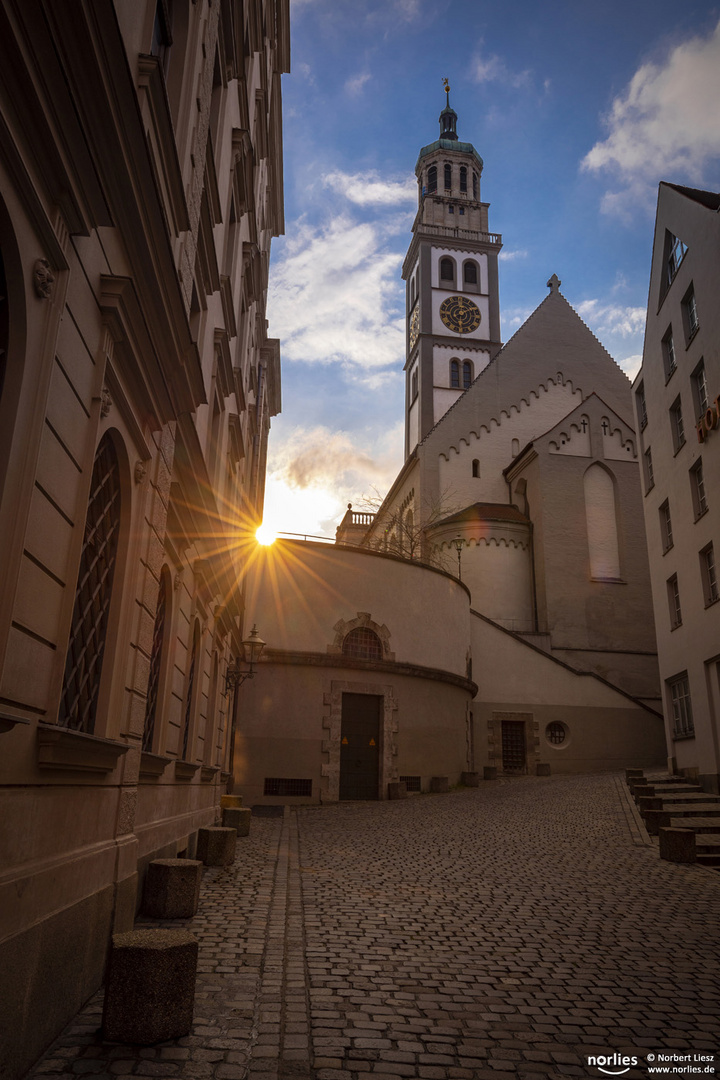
left=408, top=303, right=420, bottom=352
left=439, top=295, right=481, bottom=335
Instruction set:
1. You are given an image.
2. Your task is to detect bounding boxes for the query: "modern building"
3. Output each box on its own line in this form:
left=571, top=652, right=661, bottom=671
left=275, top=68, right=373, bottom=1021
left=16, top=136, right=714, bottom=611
left=632, top=182, right=720, bottom=793
left=238, top=95, right=666, bottom=807
left=0, top=2, right=288, bottom=1076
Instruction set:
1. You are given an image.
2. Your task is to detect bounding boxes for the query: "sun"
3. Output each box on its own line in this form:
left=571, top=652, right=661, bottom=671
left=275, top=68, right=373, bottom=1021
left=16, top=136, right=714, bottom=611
left=255, top=523, right=277, bottom=546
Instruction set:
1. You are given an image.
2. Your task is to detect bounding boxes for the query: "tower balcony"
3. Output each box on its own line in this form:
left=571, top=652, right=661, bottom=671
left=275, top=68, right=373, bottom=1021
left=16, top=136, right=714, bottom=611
left=418, top=223, right=502, bottom=246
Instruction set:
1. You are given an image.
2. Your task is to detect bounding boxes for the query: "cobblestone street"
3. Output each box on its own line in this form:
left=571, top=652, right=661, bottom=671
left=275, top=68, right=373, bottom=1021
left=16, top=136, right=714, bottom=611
left=26, top=775, right=720, bottom=1080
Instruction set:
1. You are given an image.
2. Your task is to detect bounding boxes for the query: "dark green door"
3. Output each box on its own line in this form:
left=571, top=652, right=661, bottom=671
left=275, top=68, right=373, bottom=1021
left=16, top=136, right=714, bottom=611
left=339, top=693, right=381, bottom=800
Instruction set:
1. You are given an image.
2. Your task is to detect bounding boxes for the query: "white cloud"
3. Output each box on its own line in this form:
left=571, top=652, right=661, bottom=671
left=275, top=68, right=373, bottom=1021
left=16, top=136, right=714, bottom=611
left=499, top=248, right=529, bottom=262
left=345, top=72, right=371, bottom=97
left=267, top=216, right=405, bottom=379
left=471, top=46, right=531, bottom=89
left=576, top=299, right=646, bottom=340
left=582, top=21, right=720, bottom=211
left=617, top=354, right=643, bottom=381
left=262, top=422, right=404, bottom=537
left=323, top=169, right=417, bottom=207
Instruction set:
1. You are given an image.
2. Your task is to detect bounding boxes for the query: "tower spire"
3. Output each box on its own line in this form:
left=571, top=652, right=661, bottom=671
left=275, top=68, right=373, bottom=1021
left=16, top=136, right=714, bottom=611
left=439, top=77, right=458, bottom=141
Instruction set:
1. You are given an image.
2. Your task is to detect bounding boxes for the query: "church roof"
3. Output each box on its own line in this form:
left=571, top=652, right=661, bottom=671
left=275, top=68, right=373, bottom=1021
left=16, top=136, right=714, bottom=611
left=431, top=502, right=529, bottom=528
left=416, top=139, right=483, bottom=169
left=420, top=282, right=634, bottom=454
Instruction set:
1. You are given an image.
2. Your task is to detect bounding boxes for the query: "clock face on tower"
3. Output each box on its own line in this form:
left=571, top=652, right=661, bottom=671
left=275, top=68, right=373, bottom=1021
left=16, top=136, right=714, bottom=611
left=439, top=295, right=482, bottom=335
left=408, top=304, right=420, bottom=352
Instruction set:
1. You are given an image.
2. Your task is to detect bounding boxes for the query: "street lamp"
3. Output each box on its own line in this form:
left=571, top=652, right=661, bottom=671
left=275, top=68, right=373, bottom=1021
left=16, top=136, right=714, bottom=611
left=452, top=535, right=464, bottom=580
left=224, top=624, right=266, bottom=695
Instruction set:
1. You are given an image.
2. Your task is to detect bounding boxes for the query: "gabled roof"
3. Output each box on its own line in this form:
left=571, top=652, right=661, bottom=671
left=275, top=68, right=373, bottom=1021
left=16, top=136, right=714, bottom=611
left=421, top=285, right=633, bottom=454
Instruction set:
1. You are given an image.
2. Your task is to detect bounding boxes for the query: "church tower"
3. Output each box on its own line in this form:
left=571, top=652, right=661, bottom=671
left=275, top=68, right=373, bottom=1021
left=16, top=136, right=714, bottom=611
left=403, top=83, right=502, bottom=458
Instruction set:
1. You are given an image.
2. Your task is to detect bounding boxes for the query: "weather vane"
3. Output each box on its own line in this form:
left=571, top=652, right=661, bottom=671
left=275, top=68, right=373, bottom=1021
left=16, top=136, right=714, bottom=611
left=442, top=76, right=450, bottom=100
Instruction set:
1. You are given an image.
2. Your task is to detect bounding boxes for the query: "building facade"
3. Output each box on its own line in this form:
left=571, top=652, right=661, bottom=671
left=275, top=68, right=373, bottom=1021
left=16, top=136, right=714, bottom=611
left=633, top=183, right=720, bottom=793
left=0, top=3, right=288, bottom=1076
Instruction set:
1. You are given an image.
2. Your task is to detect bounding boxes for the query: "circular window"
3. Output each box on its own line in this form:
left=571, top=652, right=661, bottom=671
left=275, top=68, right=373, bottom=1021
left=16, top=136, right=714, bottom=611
left=546, top=721, right=567, bottom=746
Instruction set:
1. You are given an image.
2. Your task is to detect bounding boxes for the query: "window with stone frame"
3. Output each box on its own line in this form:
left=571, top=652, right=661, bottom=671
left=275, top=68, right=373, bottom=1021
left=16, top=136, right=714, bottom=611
left=659, top=500, right=673, bottom=554
left=682, top=283, right=699, bottom=343
left=440, top=257, right=455, bottom=283
left=643, top=447, right=654, bottom=493
left=668, top=672, right=694, bottom=739
left=689, top=458, right=707, bottom=519
left=669, top=395, right=685, bottom=454
left=462, top=360, right=472, bottom=389
left=459, top=166, right=467, bottom=193
left=444, top=163, right=452, bottom=190
left=700, top=544, right=719, bottom=607
left=667, top=574, right=682, bottom=630
left=691, top=359, right=709, bottom=420
left=59, top=433, right=122, bottom=733
left=662, top=327, right=677, bottom=381
left=427, top=165, right=437, bottom=194
left=635, top=382, right=647, bottom=430
left=450, top=359, right=460, bottom=388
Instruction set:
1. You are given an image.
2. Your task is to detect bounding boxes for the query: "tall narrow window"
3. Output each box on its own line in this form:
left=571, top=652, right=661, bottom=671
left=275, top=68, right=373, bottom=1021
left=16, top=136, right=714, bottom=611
left=666, top=233, right=687, bottom=287
left=683, top=284, right=699, bottom=342
left=143, top=571, right=168, bottom=752
left=411, top=368, right=418, bottom=400
left=690, top=459, right=707, bottom=518
left=463, top=261, right=477, bottom=285
left=692, top=360, right=708, bottom=418
left=459, top=166, right=467, bottom=193
left=59, top=434, right=122, bottom=733
left=427, top=166, right=437, bottom=193
left=182, top=624, right=199, bottom=759
left=659, top=500, right=673, bottom=554
left=669, top=397, right=685, bottom=453
left=667, top=574, right=682, bottom=629
left=450, top=359, right=460, bottom=388
left=644, top=447, right=654, bottom=492
left=472, top=459, right=480, bottom=478
left=584, top=464, right=620, bottom=581
left=668, top=673, right=694, bottom=738
left=662, top=328, right=676, bottom=381
left=701, top=544, right=719, bottom=606
left=635, top=382, right=647, bottom=430
left=444, top=163, right=452, bottom=190
left=472, top=172, right=478, bottom=199
left=462, top=361, right=472, bottom=389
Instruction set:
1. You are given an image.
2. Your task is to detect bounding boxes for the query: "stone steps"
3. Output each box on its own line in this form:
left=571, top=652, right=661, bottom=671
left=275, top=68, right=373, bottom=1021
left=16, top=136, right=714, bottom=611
left=624, top=769, right=720, bottom=871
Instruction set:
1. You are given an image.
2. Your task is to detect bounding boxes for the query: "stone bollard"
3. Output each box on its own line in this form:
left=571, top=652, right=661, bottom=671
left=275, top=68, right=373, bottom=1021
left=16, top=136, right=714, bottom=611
left=536, top=763, right=551, bottom=777
left=625, top=768, right=645, bottom=782
left=483, top=766, right=498, bottom=780
left=429, top=776, right=449, bottom=793
left=222, top=806, right=252, bottom=836
left=643, top=809, right=672, bottom=836
left=387, top=781, right=408, bottom=800
left=102, top=929, right=198, bottom=1044
left=220, top=794, right=243, bottom=809
left=659, top=827, right=696, bottom=863
left=461, top=771, right=480, bottom=787
left=197, top=826, right=236, bottom=866
left=143, top=859, right=202, bottom=919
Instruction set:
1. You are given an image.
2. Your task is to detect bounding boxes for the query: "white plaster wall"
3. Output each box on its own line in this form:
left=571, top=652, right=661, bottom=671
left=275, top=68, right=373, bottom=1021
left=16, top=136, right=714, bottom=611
left=433, top=345, right=491, bottom=386
left=462, top=539, right=533, bottom=629
left=430, top=247, right=488, bottom=292
left=438, top=380, right=583, bottom=505
left=584, top=464, right=621, bottom=580
left=245, top=539, right=471, bottom=678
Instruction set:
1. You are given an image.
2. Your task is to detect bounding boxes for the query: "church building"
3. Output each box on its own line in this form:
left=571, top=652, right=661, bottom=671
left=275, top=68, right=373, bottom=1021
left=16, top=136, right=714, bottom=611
left=239, top=93, right=666, bottom=806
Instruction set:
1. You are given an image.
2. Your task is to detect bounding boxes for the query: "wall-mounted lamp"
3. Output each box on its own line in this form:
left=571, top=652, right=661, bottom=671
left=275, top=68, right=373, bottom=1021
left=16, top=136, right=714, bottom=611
left=452, top=535, right=465, bottom=581
left=224, top=624, right=266, bottom=695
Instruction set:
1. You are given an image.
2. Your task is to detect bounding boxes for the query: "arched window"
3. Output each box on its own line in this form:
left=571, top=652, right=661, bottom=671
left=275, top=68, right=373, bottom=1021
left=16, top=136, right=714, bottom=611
left=463, top=361, right=472, bottom=389
left=472, top=459, right=480, bottom=478
left=440, top=257, right=454, bottom=282
left=584, top=464, right=620, bottom=580
left=459, top=166, right=467, bottom=193
left=181, top=621, right=200, bottom=759
left=450, top=359, right=460, bottom=388
left=342, top=627, right=383, bottom=661
left=472, top=172, right=478, bottom=199
left=59, top=433, right=122, bottom=733
left=427, top=166, right=437, bottom=193
left=0, top=249, right=7, bottom=404
left=444, top=163, right=452, bottom=190
left=143, top=569, right=169, bottom=752
left=463, top=261, right=478, bottom=285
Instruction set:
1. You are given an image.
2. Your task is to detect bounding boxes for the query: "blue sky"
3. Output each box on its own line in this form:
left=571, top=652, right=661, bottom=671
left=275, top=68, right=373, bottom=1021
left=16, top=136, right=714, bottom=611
left=262, top=0, right=720, bottom=539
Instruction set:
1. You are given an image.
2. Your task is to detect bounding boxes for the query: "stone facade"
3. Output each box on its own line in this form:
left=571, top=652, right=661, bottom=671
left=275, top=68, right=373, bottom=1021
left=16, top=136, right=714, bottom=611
left=632, top=183, right=720, bottom=793
left=0, top=3, right=288, bottom=1077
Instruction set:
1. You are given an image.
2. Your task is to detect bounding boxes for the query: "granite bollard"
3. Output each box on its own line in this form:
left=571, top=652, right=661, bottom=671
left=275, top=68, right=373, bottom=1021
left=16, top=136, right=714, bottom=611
left=222, top=806, right=252, bottom=836
left=102, top=929, right=198, bottom=1044
left=197, top=826, right=236, bottom=866
left=143, top=858, right=202, bottom=919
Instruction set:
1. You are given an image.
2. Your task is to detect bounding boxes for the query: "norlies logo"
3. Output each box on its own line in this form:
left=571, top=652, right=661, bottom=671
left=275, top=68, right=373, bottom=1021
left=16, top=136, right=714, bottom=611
left=587, top=1053, right=639, bottom=1075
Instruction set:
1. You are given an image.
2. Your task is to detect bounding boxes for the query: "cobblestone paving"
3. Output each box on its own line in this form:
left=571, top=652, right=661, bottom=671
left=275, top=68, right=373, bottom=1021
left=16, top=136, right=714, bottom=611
left=25, top=775, right=720, bottom=1080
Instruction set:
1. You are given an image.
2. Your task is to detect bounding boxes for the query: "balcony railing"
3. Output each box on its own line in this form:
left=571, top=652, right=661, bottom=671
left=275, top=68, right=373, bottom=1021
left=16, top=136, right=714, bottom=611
left=419, top=224, right=502, bottom=245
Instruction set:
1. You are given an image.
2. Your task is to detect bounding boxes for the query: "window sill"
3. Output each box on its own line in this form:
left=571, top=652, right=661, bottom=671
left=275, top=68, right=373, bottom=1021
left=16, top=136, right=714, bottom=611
left=644, top=482, right=655, bottom=496
left=686, top=326, right=699, bottom=348
left=662, top=543, right=673, bottom=555
left=139, top=750, right=172, bottom=778
left=174, top=760, right=200, bottom=781
left=672, top=731, right=695, bottom=742
left=672, top=440, right=686, bottom=457
left=694, top=506, right=709, bottom=523
left=704, top=595, right=720, bottom=609
left=36, top=723, right=129, bottom=773
left=670, top=621, right=683, bottom=632
left=590, top=577, right=626, bottom=584
left=664, top=366, right=677, bottom=386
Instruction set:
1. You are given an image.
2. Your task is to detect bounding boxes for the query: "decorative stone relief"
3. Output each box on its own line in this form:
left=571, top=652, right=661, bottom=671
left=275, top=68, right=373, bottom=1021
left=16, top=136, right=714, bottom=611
left=100, top=386, right=113, bottom=417
left=32, top=258, right=55, bottom=299
left=134, top=460, right=148, bottom=484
